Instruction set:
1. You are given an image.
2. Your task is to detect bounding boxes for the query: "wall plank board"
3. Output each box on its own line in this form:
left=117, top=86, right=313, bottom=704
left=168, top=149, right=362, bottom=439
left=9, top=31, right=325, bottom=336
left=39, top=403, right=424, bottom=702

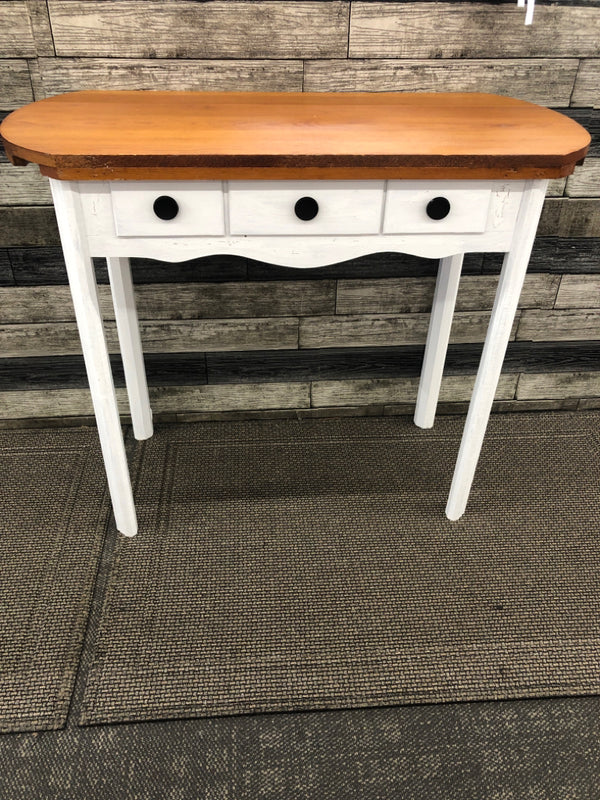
left=0, top=317, right=300, bottom=358
left=300, top=312, right=520, bottom=349
left=0, top=381, right=310, bottom=419
left=304, top=59, right=578, bottom=106
left=0, top=250, right=14, bottom=286
left=538, top=199, right=600, bottom=237
left=565, top=159, right=600, bottom=197
left=24, top=0, right=55, bottom=57
left=336, top=274, right=559, bottom=315
left=555, top=275, right=600, bottom=308
left=311, top=373, right=517, bottom=407
left=0, top=208, right=59, bottom=247
left=517, top=371, right=600, bottom=399
left=517, top=309, right=600, bottom=341
left=36, top=57, right=303, bottom=98
left=0, top=280, right=335, bottom=324
left=48, top=0, right=349, bottom=58
left=0, top=164, right=52, bottom=205
left=0, top=60, right=34, bottom=109
left=0, top=1, right=36, bottom=57
left=572, top=59, right=600, bottom=106
left=349, top=3, right=600, bottom=58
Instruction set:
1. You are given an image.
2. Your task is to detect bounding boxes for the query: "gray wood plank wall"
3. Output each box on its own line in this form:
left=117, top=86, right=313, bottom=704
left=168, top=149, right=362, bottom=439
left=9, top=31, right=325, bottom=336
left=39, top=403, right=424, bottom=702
left=1, top=0, right=600, bottom=424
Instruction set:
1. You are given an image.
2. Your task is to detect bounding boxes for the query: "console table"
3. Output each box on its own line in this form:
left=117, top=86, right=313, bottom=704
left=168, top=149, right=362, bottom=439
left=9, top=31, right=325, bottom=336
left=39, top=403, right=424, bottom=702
left=0, top=91, right=590, bottom=537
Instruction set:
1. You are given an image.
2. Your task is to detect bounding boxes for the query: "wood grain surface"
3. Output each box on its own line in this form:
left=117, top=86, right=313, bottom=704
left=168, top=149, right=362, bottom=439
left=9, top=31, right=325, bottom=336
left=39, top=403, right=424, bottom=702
left=0, top=91, right=590, bottom=180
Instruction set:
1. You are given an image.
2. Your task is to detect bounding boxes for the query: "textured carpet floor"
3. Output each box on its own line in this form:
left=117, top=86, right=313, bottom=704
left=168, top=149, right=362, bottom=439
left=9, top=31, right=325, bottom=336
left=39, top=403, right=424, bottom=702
left=0, top=427, right=109, bottom=732
left=80, top=412, right=600, bottom=726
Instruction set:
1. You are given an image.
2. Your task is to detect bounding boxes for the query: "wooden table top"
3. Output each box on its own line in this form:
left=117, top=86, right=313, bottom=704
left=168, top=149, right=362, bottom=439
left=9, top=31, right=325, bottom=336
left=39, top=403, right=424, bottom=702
left=0, top=91, right=590, bottom=181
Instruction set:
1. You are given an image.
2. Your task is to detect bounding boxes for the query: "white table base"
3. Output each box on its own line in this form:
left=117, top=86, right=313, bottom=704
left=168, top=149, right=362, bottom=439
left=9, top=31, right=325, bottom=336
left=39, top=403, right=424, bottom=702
left=49, top=178, right=547, bottom=536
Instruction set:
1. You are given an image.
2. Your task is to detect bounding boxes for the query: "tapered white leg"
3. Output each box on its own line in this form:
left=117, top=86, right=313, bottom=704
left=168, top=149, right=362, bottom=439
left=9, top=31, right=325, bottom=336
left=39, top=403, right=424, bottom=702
left=445, top=180, right=548, bottom=521
left=106, top=257, right=153, bottom=440
left=414, top=253, right=464, bottom=429
left=50, top=179, right=137, bottom=537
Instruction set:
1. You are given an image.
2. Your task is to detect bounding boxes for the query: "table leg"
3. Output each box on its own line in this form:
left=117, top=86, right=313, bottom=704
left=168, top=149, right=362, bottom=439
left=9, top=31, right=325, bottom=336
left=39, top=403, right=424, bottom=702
left=106, top=257, right=153, bottom=441
left=414, top=253, right=463, bottom=429
left=445, top=180, right=548, bottom=521
left=50, top=179, right=138, bottom=537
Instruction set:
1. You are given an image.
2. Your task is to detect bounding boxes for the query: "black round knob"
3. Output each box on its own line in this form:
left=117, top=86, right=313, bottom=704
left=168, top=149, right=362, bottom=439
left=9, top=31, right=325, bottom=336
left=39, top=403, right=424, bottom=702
left=294, top=196, right=319, bottom=221
left=426, top=196, right=451, bottom=221
left=153, top=195, right=179, bottom=221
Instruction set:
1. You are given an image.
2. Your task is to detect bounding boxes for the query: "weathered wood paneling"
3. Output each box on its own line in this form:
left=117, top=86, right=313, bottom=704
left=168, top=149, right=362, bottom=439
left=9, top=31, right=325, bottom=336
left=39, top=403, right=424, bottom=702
left=555, top=275, right=600, bottom=308
left=48, top=0, right=348, bottom=58
left=0, top=250, right=14, bottom=286
left=311, top=373, right=518, bottom=407
left=0, top=280, right=335, bottom=324
left=517, top=371, right=600, bottom=399
left=0, top=381, right=310, bottom=419
left=565, top=159, right=600, bottom=197
left=0, top=1, right=36, bottom=57
left=0, top=208, right=59, bottom=247
left=517, top=309, right=600, bottom=341
left=538, top=199, right=600, bottom=237
left=0, top=317, right=299, bottom=358
left=572, top=59, right=600, bottom=107
left=0, top=60, right=34, bottom=109
left=336, top=274, right=559, bottom=315
left=24, top=0, right=55, bottom=57
left=349, top=3, right=600, bottom=58
left=0, top=165, right=52, bottom=205
left=304, top=59, right=578, bottom=106
left=300, top=312, right=520, bottom=349
left=547, top=178, right=566, bottom=197
left=35, top=58, right=303, bottom=99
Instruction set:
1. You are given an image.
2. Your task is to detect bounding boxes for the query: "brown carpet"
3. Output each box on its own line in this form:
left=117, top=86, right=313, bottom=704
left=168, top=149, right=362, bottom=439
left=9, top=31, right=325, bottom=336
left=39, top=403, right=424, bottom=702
left=0, top=427, right=109, bottom=732
left=80, top=412, right=600, bottom=726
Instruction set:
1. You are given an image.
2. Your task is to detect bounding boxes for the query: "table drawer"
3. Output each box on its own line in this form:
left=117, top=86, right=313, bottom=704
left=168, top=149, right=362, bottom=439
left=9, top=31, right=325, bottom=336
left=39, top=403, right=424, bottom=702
left=383, top=181, right=492, bottom=234
left=110, top=181, right=225, bottom=237
left=228, top=181, right=385, bottom=235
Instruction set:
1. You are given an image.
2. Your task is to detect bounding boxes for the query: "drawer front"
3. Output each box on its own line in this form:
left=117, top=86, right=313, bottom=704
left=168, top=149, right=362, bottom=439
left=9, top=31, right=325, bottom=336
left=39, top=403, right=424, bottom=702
left=384, top=181, right=492, bottom=234
left=228, top=181, right=385, bottom=235
left=110, top=181, right=225, bottom=237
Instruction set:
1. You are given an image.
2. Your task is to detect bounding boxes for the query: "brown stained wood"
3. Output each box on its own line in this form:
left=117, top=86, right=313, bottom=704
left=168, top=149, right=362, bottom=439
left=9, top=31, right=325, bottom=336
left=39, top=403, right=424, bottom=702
left=517, top=309, right=600, bottom=341
left=349, top=3, right=600, bottom=59
left=517, top=371, right=600, bottom=400
left=336, top=274, right=559, bottom=316
left=36, top=58, right=303, bottom=98
left=299, top=312, right=520, bottom=350
left=572, top=59, right=600, bottom=108
left=47, top=0, right=348, bottom=59
left=566, top=159, right=600, bottom=197
left=0, top=1, right=36, bottom=57
left=0, top=164, right=52, bottom=205
left=0, top=91, right=590, bottom=180
left=304, top=59, right=579, bottom=108
left=555, top=276, right=600, bottom=309
left=311, top=374, right=517, bottom=407
left=0, top=61, right=34, bottom=109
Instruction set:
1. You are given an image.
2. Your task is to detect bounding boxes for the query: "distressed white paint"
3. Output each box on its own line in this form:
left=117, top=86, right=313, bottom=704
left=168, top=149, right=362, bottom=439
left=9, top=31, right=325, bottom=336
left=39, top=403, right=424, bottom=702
left=445, top=179, right=548, bottom=520
left=49, top=179, right=138, bottom=537
left=106, top=256, right=153, bottom=440
left=384, top=181, right=492, bottom=234
left=110, top=180, right=225, bottom=236
left=78, top=180, right=524, bottom=264
left=228, top=180, right=385, bottom=235
left=49, top=176, right=547, bottom=531
left=414, top=253, right=464, bottom=429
